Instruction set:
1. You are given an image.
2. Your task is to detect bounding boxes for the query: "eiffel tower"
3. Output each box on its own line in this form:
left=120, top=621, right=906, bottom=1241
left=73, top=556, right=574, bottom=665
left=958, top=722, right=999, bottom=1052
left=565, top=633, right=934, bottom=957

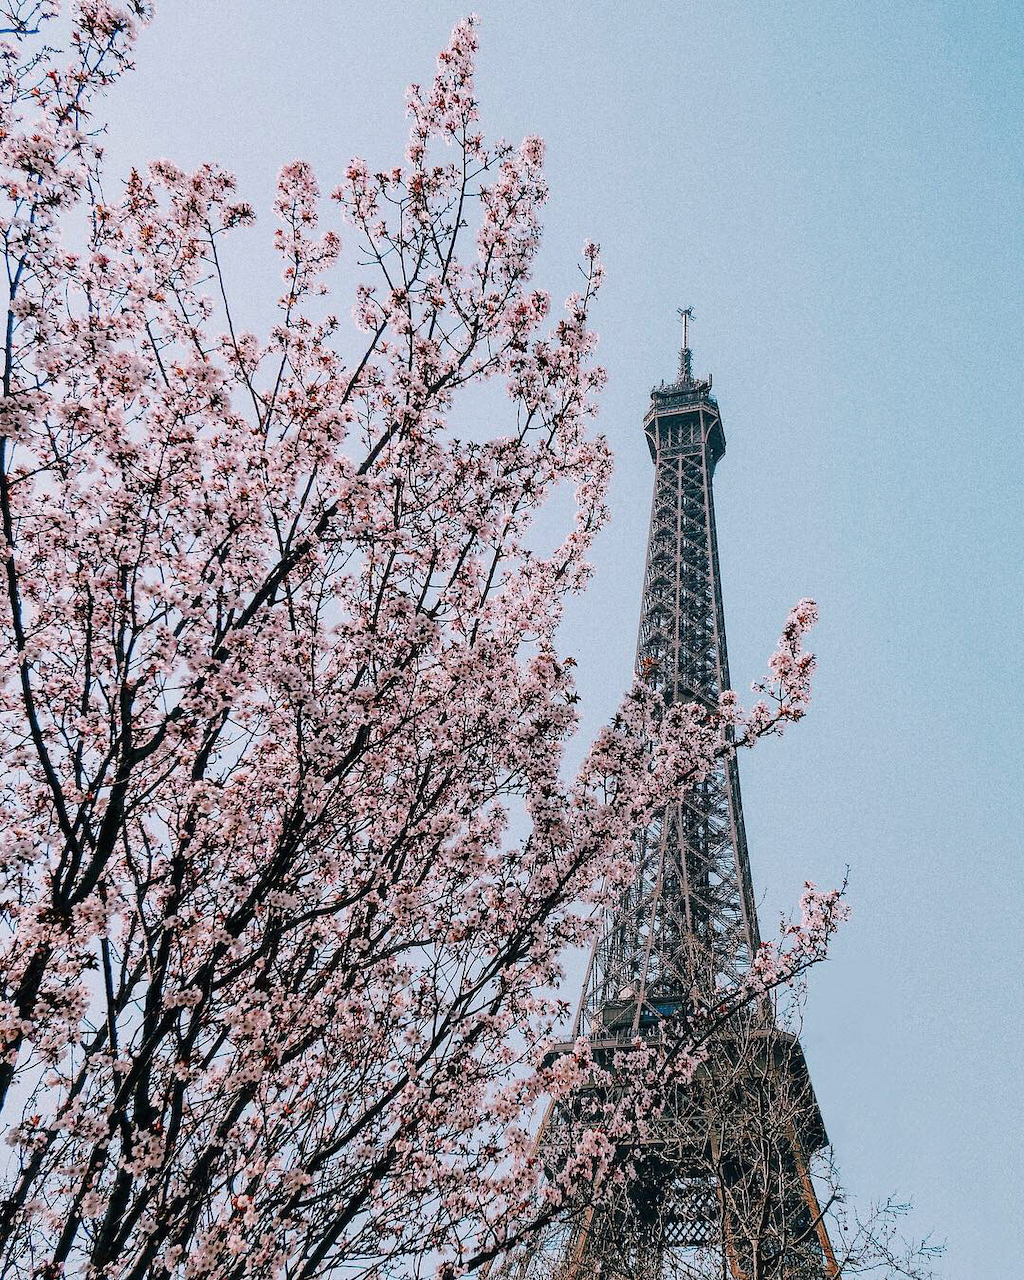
left=514, top=315, right=839, bottom=1280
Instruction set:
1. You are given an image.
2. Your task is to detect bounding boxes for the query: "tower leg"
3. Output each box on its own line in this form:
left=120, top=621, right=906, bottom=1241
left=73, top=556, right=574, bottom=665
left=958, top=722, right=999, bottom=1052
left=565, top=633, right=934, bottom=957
left=788, top=1126, right=839, bottom=1279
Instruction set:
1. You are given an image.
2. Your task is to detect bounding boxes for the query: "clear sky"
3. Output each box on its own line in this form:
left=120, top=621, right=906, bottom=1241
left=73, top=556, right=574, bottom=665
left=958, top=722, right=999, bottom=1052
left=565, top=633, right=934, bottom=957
left=97, top=3, right=1023, bottom=1274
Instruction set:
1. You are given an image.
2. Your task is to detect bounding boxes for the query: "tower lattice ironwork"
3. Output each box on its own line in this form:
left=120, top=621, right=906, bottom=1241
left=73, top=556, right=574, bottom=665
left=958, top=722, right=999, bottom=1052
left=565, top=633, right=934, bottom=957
left=512, top=321, right=839, bottom=1280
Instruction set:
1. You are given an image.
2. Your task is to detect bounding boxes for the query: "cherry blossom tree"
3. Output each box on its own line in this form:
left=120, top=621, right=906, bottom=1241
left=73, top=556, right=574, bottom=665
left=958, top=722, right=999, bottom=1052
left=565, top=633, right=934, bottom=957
left=0, top=6, right=844, bottom=1278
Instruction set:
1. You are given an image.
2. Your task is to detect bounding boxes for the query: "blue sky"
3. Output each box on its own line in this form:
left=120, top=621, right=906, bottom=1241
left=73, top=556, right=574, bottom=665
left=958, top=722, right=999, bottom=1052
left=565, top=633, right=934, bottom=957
left=99, top=3, right=1023, bottom=1273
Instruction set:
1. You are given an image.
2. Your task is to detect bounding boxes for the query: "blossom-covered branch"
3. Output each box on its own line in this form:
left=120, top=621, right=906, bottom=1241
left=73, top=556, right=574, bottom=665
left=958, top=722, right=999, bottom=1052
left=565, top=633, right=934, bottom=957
left=0, top=9, right=841, bottom=1279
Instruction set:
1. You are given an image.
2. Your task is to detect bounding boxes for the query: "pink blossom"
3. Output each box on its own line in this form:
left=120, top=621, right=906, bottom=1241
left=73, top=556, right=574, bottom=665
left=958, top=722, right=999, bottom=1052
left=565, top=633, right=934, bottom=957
left=0, top=10, right=841, bottom=1279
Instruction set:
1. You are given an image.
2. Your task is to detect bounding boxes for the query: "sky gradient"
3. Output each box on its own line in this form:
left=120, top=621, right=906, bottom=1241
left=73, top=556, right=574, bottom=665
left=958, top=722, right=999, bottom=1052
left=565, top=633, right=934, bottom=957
left=98, top=3, right=1023, bottom=1274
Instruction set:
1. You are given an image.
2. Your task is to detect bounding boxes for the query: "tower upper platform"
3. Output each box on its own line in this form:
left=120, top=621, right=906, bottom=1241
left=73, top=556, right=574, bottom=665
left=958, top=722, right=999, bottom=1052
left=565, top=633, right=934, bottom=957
left=643, top=372, right=725, bottom=466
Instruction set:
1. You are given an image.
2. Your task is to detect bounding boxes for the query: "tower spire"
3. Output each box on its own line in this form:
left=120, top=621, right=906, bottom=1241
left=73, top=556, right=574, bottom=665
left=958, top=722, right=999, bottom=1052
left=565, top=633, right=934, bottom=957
left=677, top=304, right=695, bottom=385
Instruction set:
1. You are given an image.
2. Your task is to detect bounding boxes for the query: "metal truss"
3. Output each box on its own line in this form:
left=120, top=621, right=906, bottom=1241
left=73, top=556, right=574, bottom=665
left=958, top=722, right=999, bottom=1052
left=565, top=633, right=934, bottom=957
left=584, top=372, right=760, bottom=1034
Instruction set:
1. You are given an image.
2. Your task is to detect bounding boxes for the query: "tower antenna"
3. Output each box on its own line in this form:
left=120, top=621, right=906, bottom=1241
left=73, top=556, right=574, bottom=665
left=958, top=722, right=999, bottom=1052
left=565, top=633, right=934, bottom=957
left=677, top=305, right=695, bottom=384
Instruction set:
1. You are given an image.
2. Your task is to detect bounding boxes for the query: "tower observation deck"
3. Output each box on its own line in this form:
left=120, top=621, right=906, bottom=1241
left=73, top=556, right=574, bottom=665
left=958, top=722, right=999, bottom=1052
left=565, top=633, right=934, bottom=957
left=508, top=319, right=839, bottom=1280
